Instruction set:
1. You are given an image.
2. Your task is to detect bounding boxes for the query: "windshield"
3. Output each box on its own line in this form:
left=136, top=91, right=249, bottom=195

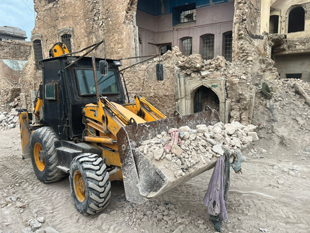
left=76, top=69, right=119, bottom=95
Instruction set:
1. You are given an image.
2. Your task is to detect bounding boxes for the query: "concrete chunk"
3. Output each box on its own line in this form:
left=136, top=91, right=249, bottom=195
left=244, top=124, right=257, bottom=133
left=153, top=148, right=164, bottom=160
left=225, top=123, right=238, bottom=135
left=212, top=144, right=224, bottom=156
left=248, top=132, right=259, bottom=141
left=172, top=144, right=183, bottom=156
left=179, top=126, right=191, bottom=132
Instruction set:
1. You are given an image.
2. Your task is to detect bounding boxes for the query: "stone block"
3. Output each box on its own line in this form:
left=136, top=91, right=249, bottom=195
left=172, top=144, right=183, bottom=156
left=248, top=132, right=259, bottom=141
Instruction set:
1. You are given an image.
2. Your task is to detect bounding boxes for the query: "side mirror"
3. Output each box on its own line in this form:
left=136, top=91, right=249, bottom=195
left=99, top=60, right=108, bottom=76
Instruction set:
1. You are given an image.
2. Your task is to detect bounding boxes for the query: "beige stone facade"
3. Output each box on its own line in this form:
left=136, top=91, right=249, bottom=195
left=269, top=0, right=310, bottom=81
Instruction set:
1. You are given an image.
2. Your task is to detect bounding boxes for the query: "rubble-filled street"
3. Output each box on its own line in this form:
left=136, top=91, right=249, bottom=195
left=1, top=0, right=310, bottom=232
left=0, top=119, right=309, bottom=233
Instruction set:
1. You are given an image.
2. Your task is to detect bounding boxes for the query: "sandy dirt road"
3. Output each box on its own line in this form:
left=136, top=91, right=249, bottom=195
left=0, top=128, right=309, bottom=233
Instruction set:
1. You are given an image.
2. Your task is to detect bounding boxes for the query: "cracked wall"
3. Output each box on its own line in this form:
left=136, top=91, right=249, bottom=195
left=0, top=40, right=31, bottom=107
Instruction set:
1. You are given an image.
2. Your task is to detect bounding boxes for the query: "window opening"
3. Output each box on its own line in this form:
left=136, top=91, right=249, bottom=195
left=201, top=34, right=214, bottom=60
left=180, top=9, right=196, bottom=23
left=61, top=34, right=72, bottom=53
left=288, top=7, right=305, bottom=33
left=286, top=73, right=302, bottom=79
left=160, top=44, right=172, bottom=55
left=33, top=40, right=43, bottom=69
left=172, top=3, right=196, bottom=26
left=182, top=38, right=192, bottom=56
left=223, top=32, right=232, bottom=62
left=269, top=15, right=279, bottom=34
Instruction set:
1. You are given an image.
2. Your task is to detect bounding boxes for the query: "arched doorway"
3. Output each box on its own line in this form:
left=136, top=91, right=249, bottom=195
left=193, top=86, right=219, bottom=113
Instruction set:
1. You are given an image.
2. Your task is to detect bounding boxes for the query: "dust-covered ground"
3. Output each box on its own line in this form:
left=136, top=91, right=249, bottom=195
left=0, top=127, right=309, bottom=233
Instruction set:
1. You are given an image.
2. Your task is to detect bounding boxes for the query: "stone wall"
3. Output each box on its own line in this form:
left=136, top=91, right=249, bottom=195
left=274, top=53, right=310, bottom=82
left=0, top=40, right=31, bottom=108
left=227, top=0, right=278, bottom=123
left=122, top=49, right=178, bottom=117
left=0, top=41, right=31, bottom=60
left=32, top=0, right=138, bottom=61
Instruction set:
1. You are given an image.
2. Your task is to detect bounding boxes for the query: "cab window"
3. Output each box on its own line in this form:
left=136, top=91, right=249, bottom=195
left=76, top=69, right=119, bottom=95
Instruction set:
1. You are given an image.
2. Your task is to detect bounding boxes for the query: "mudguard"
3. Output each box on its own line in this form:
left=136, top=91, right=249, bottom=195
left=19, top=112, right=31, bottom=159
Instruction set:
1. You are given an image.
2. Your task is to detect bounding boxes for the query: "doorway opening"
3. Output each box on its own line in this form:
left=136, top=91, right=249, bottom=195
left=193, top=86, right=219, bottom=113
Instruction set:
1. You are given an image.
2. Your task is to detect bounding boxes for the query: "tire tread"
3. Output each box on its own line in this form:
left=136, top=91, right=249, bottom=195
left=30, top=127, right=66, bottom=183
left=69, top=153, right=111, bottom=215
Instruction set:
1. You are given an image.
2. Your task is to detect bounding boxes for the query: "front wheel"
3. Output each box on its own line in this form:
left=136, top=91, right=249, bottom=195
left=69, top=153, right=111, bottom=215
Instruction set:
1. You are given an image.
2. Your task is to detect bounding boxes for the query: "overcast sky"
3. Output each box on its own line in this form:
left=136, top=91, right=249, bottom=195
left=0, top=0, right=35, bottom=41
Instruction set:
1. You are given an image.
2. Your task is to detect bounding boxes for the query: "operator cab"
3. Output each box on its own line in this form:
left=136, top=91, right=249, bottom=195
left=40, top=56, right=125, bottom=140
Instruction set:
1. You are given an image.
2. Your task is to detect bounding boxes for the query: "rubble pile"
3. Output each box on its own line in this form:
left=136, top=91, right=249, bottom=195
left=203, top=55, right=227, bottom=72
left=135, top=46, right=261, bottom=123
left=0, top=87, right=21, bottom=106
left=0, top=108, right=19, bottom=130
left=137, top=122, right=258, bottom=178
left=177, top=53, right=205, bottom=71
left=254, top=78, right=310, bottom=152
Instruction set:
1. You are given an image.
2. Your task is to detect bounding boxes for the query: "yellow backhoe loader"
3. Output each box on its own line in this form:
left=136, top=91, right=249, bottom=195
left=19, top=41, right=218, bottom=215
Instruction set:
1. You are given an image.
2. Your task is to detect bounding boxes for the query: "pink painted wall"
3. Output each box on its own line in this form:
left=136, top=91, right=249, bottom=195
left=136, top=1, right=234, bottom=57
left=137, top=11, right=173, bottom=56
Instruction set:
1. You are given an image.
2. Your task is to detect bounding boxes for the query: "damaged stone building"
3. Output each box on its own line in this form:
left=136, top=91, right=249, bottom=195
left=25, top=0, right=282, bottom=124
left=0, top=26, right=28, bottom=41
left=269, top=0, right=310, bottom=82
left=0, top=26, right=31, bottom=108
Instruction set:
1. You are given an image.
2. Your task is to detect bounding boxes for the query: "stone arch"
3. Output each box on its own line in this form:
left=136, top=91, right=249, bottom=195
left=190, top=82, right=224, bottom=102
left=192, top=85, right=219, bottom=113
left=286, top=5, right=306, bottom=33
left=58, top=28, right=74, bottom=52
left=177, top=76, right=226, bottom=122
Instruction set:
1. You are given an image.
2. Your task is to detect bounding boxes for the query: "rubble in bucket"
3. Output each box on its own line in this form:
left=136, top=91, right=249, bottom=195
left=137, top=122, right=258, bottom=179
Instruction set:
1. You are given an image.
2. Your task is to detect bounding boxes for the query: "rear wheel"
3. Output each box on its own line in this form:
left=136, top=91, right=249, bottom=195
left=69, top=153, right=111, bottom=215
left=30, top=127, right=66, bottom=183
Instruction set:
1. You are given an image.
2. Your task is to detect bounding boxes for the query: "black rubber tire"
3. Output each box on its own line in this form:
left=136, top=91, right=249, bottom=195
left=69, top=153, right=111, bottom=215
left=30, top=127, right=66, bottom=183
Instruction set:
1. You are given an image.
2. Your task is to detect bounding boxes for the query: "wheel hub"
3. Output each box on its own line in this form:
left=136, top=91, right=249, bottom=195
left=34, top=142, right=45, bottom=171
left=78, top=177, right=85, bottom=194
left=39, top=151, right=45, bottom=163
left=73, top=170, right=86, bottom=202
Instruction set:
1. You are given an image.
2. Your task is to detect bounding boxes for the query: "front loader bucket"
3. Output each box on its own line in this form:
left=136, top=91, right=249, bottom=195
left=117, top=109, right=219, bottom=204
